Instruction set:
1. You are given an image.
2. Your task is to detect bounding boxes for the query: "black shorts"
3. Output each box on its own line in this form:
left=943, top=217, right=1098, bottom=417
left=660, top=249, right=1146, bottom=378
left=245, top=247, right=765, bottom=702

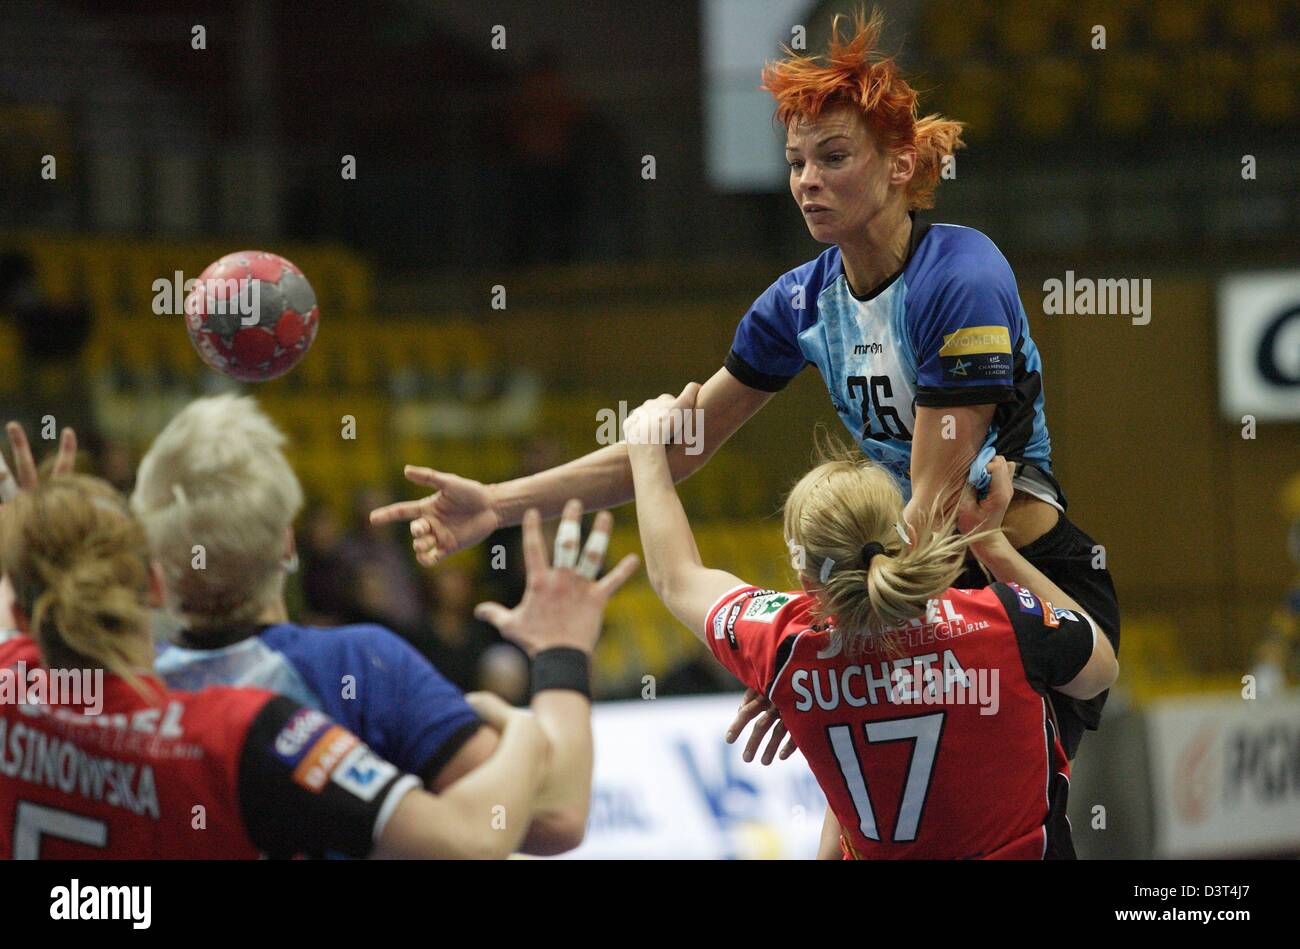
left=955, top=513, right=1120, bottom=760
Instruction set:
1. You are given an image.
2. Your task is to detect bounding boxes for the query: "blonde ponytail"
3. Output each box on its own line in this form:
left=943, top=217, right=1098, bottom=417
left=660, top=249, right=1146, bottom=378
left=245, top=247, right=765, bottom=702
left=783, top=432, right=992, bottom=656
left=1, top=475, right=156, bottom=694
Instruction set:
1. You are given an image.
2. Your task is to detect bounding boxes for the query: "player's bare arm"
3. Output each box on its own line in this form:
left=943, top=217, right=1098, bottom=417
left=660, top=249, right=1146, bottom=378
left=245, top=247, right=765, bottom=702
left=817, top=806, right=844, bottom=860
left=903, top=403, right=991, bottom=527
left=961, top=457, right=1118, bottom=700
left=469, top=501, right=639, bottom=854
left=370, top=368, right=774, bottom=567
left=374, top=691, right=549, bottom=860
left=623, top=393, right=747, bottom=639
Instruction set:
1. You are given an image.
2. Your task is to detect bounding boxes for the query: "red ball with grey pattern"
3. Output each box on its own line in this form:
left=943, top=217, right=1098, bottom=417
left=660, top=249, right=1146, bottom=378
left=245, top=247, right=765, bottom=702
left=184, top=250, right=320, bottom=381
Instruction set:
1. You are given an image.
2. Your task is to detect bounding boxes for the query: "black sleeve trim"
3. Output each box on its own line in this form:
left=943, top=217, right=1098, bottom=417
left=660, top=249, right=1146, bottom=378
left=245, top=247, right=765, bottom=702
left=763, top=633, right=800, bottom=698
left=990, top=583, right=1095, bottom=694
left=416, top=719, right=485, bottom=787
left=914, top=384, right=1016, bottom=407
left=238, top=695, right=415, bottom=859
left=724, top=349, right=799, bottom=393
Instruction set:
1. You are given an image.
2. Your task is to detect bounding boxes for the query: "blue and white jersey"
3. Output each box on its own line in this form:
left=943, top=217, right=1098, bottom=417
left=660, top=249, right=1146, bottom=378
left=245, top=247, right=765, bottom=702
left=156, top=622, right=480, bottom=784
left=725, top=214, right=1061, bottom=507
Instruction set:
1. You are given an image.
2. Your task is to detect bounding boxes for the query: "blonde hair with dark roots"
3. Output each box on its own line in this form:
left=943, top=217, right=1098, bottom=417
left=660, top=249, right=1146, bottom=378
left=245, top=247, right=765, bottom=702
left=761, top=7, right=965, bottom=210
left=1, top=474, right=156, bottom=695
left=783, top=431, right=990, bottom=656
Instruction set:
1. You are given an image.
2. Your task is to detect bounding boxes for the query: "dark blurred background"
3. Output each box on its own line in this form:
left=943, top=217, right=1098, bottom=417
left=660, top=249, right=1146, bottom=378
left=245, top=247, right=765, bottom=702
left=1, top=0, right=1298, bottom=707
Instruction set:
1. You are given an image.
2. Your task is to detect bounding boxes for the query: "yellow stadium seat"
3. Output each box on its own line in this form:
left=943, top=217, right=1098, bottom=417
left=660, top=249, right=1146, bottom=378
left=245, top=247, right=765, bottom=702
left=1018, top=58, right=1087, bottom=139
left=993, top=0, right=1064, bottom=58
left=923, top=0, right=989, bottom=59
left=1096, top=54, right=1161, bottom=134
left=1149, top=0, right=1209, bottom=47
left=1168, top=51, right=1242, bottom=127
left=939, top=63, right=1000, bottom=141
left=1224, top=0, right=1280, bottom=42
left=1248, top=45, right=1299, bottom=124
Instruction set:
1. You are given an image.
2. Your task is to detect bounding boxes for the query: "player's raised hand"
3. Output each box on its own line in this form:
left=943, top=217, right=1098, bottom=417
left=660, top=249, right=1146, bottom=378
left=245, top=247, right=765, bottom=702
left=725, top=687, right=798, bottom=765
left=473, top=501, right=639, bottom=657
left=0, top=420, right=77, bottom=503
left=369, top=466, right=501, bottom=568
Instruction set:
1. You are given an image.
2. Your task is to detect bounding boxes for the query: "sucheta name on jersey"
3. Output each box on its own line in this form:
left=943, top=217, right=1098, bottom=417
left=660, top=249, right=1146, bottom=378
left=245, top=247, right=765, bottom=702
left=0, top=661, right=104, bottom=714
left=0, top=717, right=161, bottom=819
left=791, top=649, right=1000, bottom=716
left=791, top=599, right=1000, bottom=715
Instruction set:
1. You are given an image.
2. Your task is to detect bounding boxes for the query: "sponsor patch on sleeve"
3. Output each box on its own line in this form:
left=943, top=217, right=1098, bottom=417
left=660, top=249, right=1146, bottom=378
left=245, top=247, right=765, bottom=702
left=940, top=352, right=1012, bottom=383
left=724, top=602, right=744, bottom=650
left=741, top=592, right=794, bottom=624
left=291, top=725, right=361, bottom=793
left=272, top=708, right=332, bottom=766
left=938, top=325, right=1011, bottom=357
left=1052, top=607, right=1078, bottom=624
left=330, top=745, right=398, bottom=802
left=1012, top=583, right=1042, bottom=617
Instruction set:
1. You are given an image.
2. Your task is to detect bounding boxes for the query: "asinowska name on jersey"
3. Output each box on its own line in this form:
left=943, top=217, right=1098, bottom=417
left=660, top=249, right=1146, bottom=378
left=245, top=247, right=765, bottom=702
left=726, top=213, right=1062, bottom=508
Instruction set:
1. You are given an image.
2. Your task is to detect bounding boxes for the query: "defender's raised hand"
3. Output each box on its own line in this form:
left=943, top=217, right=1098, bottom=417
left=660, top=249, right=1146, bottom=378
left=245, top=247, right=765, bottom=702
left=473, top=501, right=640, bottom=657
left=0, top=421, right=77, bottom=503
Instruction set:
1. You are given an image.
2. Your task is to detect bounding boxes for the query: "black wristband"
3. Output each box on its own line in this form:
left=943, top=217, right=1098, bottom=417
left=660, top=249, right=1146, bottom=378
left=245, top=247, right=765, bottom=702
left=531, top=647, right=592, bottom=699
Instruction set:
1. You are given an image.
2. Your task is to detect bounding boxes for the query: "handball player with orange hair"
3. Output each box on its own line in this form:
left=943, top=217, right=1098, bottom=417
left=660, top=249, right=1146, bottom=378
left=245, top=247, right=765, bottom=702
left=373, top=9, right=1118, bottom=771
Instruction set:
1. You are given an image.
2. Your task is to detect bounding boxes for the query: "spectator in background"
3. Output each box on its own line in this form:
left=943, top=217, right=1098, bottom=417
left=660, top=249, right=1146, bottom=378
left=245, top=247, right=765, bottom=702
left=501, top=50, right=634, bottom=266
left=298, top=500, right=352, bottom=626
left=335, top=486, right=428, bottom=636
left=95, top=438, right=136, bottom=495
left=423, top=563, right=498, bottom=692
left=480, top=436, right=566, bottom=609
left=0, top=251, right=94, bottom=439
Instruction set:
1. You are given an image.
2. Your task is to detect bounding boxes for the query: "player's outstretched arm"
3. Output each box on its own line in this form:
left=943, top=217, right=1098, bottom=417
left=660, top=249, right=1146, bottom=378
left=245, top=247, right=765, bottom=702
left=375, top=692, right=549, bottom=859
left=624, top=394, right=747, bottom=640
left=370, top=368, right=774, bottom=567
left=473, top=503, right=639, bottom=855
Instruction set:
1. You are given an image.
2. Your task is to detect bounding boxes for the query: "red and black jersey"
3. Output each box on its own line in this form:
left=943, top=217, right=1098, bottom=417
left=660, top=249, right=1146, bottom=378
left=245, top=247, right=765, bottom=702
left=0, top=643, right=418, bottom=859
left=705, top=582, right=1095, bottom=859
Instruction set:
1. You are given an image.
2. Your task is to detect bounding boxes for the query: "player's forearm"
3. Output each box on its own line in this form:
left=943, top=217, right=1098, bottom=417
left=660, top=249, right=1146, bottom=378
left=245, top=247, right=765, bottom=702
left=489, top=441, right=707, bottom=528
left=379, top=714, right=547, bottom=859
left=972, top=534, right=1088, bottom=620
left=433, top=714, right=547, bottom=858
left=520, top=690, right=593, bottom=855
left=817, top=806, right=844, bottom=860
left=628, top=445, right=704, bottom=598
left=906, top=405, right=992, bottom=525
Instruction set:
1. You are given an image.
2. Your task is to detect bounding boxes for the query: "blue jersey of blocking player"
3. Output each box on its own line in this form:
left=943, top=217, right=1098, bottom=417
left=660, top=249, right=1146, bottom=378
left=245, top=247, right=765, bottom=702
left=725, top=213, right=1063, bottom=508
left=155, top=622, right=480, bottom=785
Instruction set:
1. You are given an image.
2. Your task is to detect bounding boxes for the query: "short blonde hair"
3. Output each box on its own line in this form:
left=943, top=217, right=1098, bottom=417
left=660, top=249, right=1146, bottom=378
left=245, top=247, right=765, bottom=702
left=783, top=434, right=984, bottom=655
left=130, top=394, right=303, bottom=626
